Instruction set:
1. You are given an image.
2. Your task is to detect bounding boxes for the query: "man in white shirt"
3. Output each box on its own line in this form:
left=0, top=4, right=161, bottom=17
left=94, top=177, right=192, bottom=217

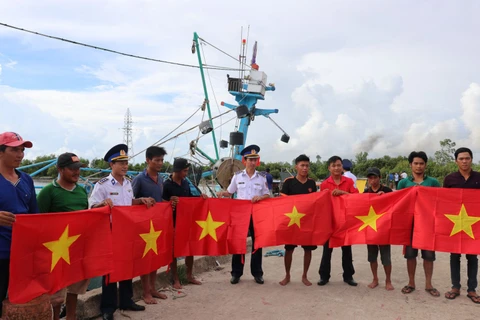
left=217, top=145, right=270, bottom=285
left=342, top=159, right=357, bottom=188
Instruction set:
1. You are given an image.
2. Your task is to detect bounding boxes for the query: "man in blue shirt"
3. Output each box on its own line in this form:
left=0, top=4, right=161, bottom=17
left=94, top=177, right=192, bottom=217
left=132, top=146, right=168, bottom=304
left=0, top=132, right=38, bottom=315
left=265, top=168, right=273, bottom=196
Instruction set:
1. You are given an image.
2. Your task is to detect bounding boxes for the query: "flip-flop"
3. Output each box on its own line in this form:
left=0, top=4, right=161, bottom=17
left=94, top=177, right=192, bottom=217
left=467, top=294, right=480, bottom=304
left=445, top=290, right=460, bottom=300
left=425, top=288, right=440, bottom=297
left=401, top=285, right=415, bottom=294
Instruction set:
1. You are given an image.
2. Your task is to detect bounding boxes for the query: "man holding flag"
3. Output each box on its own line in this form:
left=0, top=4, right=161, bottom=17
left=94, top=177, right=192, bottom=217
left=279, top=154, right=318, bottom=286
left=397, top=151, right=440, bottom=297
left=89, top=144, right=155, bottom=320
left=36, top=152, right=89, bottom=320
left=318, top=155, right=358, bottom=287
left=218, top=145, right=270, bottom=285
left=443, top=147, right=480, bottom=304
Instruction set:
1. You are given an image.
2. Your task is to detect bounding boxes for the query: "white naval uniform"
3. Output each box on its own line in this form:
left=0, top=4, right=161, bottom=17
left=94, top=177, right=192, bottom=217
left=227, top=169, right=270, bottom=200
left=88, top=173, right=134, bottom=207
left=343, top=171, right=357, bottom=189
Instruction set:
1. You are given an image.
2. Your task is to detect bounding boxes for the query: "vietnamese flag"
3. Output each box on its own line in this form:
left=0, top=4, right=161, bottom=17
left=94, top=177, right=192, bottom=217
left=174, top=198, right=252, bottom=257
left=9, top=207, right=113, bottom=303
left=329, top=188, right=415, bottom=248
left=252, top=192, right=333, bottom=249
left=413, top=187, right=480, bottom=255
left=109, top=203, right=173, bottom=282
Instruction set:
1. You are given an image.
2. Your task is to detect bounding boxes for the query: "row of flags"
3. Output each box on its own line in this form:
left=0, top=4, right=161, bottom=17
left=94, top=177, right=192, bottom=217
left=9, top=187, right=480, bottom=303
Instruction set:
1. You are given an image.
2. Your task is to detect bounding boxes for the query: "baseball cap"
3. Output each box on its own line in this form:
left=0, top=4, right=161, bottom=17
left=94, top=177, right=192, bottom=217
left=366, top=167, right=381, bottom=177
left=173, top=158, right=190, bottom=172
left=57, top=152, right=87, bottom=169
left=0, top=132, right=33, bottom=148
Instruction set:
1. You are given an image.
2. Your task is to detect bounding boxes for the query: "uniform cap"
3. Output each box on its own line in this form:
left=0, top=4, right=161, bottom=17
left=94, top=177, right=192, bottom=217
left=104, top=144, right=129, bottom=162
left=240, top=145, right=260, bottom=158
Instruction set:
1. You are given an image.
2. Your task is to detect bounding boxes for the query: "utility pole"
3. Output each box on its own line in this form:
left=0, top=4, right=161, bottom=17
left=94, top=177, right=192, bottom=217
left=122, top=108, right=134, bottom=163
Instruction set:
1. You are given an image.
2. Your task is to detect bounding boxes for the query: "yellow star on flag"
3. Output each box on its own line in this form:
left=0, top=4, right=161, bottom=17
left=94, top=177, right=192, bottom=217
left=355, top=206, right=385, bottom=232
left=285, top=206, right=306, bottom=228
left=139, top=220, right=162, bottom=258
left=445, top=204, right=480, bottom=239
left=196, top=211, right=225, bottom=241
left=43, top=225, right=81, bottom=272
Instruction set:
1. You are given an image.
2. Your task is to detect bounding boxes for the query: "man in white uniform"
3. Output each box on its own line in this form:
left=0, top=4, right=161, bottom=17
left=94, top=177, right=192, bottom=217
left=217, top=145, right=270, bottom=285
left=342, top=159, right=357, bottom=188
left=89, top=144, right=155, bottom=320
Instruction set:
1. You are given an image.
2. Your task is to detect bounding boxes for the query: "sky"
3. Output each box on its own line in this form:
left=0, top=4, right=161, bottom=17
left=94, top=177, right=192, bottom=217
left=1, top=0, right=480, bottom=165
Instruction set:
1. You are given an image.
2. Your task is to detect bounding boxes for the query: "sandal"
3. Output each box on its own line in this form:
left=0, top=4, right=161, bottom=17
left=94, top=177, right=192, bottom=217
left=467, top=294, right=480, bottom=304
left=445, top=290, right=460, bottom=300
left=401, top=285, right=415, bottom=294
left=425, top=288, right=440, bottom=297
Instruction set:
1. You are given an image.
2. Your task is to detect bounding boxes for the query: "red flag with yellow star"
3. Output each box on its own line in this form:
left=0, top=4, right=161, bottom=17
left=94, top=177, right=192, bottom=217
left=413, top=187, right=480, bottom=254
left=9, top=207, right=113, bottom=303
left=329, top=188, right=415, bottom=248
left=109, top=203, right=173, bottom=282
left=252, top=192, right=333, bottom=248
left=174, top=198, right=252, bottom=256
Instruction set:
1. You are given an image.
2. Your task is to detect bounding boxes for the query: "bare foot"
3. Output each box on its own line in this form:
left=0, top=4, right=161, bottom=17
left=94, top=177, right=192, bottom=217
left=368, top=280, right=379, bottom=289
left=143, top=293, right=158, bottom=304
left=279, top=276, right=290, bottom=286
left=302, top=276, right=312, bottom=286
left=385, top=282, right=394, bottom=291
left=173, top=281, right=182, bottom=289
left=188, top=277, right=202, bottom=285
left=151, top=290, right=168, bottom=300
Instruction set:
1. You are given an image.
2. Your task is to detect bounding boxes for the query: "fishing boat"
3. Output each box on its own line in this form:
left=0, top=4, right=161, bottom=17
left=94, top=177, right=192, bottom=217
left=23, top=30, right=289, bottom=195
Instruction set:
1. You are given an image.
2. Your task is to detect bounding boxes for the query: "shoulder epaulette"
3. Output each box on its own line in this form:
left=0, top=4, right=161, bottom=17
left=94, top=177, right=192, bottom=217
left=258, top=172, right=266, bottom=177
left=98, top=177, right=109, bottom=184
left=234, top=170, right=242, bottom=175
left=125, top=176, right=132, bottom=181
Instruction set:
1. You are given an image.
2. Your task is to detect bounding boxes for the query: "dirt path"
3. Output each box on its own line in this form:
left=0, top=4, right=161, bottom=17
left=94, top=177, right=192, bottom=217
left=104, top=246, right=478, bottom=320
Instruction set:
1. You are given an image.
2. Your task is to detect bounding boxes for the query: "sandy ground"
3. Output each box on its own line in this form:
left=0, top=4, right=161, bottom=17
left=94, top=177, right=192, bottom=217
left=102, top=246, right=479, bottom=320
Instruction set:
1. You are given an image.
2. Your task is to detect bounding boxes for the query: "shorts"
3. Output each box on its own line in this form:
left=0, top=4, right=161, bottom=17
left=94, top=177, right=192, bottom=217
left=284, top=244, right=317, bottom=251
left=50, top=279, right=91, bottom=304
left=404, top=246, right=436, bottom=261
left=367, top=245, right=391, bottom=266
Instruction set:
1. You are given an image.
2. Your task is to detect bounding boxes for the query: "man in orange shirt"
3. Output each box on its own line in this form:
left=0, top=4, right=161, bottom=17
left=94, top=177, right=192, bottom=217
left=318, top=156, right=359, bottom=286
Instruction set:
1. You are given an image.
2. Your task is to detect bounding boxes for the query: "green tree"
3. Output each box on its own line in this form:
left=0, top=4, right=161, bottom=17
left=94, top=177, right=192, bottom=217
left=434, top=139, right=456, bottom=165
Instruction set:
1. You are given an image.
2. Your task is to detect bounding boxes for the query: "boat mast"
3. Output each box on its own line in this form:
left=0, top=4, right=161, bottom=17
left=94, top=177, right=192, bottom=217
left=192, top=32, right=219, bottom=163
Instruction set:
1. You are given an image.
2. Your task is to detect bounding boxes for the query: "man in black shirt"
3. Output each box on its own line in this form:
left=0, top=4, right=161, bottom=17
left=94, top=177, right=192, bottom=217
left=163, top=158, right=207, bottom=289
left=364, top=167, right=394, bottom=291
left=443, top=147, right=480, bottom=304
left=279, top=154, right=318, bottom=286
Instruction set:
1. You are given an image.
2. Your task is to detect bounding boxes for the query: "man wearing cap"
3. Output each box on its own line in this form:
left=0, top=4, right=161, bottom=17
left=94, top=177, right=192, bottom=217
left=163, top=157, right=207, bottom=289
left=132, top=146, right=169, bottom=303
left=89, top=144, right=155, bottom=320
left=364, top=167, right=394, bottom=291
left=217, top=145, right=270, bottom=285
left=37, top=153, right=89, bottom=320
left=279, top=154, right=317, bottom=287
left=342, top=159, right=357, bottom=188
left=0, top=132, right=38, bottom=315
left=318, top=155, right=358, bottom=287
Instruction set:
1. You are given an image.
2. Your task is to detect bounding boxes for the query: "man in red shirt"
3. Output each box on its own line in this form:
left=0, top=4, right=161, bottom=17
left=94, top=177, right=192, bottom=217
left=318, top=156, right=359, bottom=286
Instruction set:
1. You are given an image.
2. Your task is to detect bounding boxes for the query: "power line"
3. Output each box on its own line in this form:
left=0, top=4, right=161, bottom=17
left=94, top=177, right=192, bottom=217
left=0, top=22, right=246, bottom=71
